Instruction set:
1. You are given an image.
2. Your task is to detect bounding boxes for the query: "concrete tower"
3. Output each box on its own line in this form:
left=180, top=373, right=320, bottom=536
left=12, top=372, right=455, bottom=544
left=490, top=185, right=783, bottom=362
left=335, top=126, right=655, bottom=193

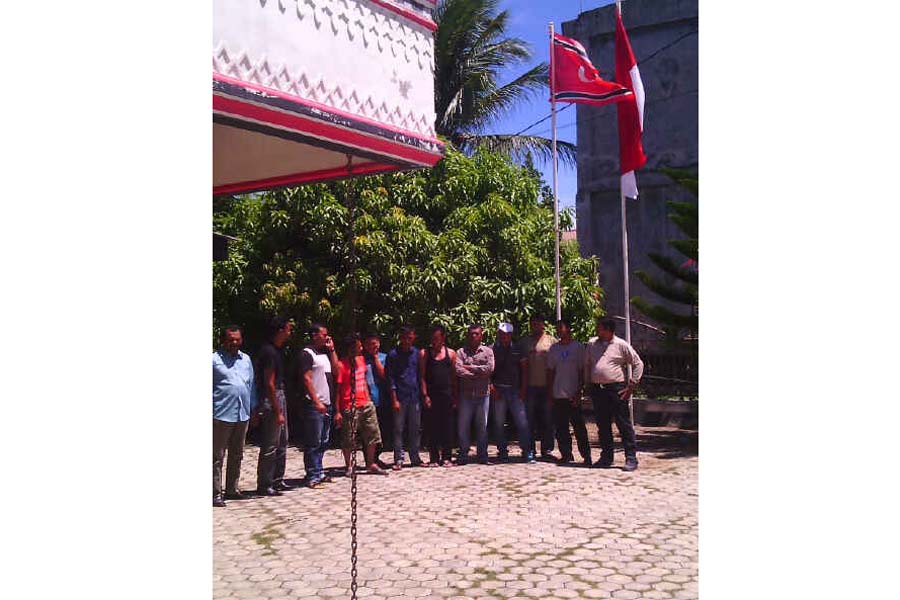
left=563, top=0, right=697, bottom=346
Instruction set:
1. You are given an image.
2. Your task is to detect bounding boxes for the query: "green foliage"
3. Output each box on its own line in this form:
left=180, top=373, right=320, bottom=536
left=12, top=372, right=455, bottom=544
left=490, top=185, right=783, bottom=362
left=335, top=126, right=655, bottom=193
left=433, top=0, right=576, bottom=166
left=630, top=169, right=698, bottom=344
left=213, top=148, right=602, bottom=349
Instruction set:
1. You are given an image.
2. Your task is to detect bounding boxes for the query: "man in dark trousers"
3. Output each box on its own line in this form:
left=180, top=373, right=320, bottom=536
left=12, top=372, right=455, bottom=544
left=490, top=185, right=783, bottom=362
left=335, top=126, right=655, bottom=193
left=254, top=316, right=294, bottom=495
left=386, top=325, right=423, bottom=469
left=547, top=319, right=591, bottom=466
left=520, top=315, right=557, bottom=459
left=583, top=318, right=645, bottom=471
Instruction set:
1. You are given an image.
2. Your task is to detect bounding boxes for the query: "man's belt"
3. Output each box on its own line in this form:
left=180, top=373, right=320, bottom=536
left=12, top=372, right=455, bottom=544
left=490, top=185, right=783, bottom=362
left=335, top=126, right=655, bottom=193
left=592, top=381, right=625, bottom=389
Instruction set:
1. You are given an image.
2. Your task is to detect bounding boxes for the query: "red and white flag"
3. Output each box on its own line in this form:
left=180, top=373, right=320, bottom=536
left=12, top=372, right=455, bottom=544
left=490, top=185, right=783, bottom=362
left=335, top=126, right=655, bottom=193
left=615, top=10, right=646, bottom=199
left=552, top=33, right=632, bottom=106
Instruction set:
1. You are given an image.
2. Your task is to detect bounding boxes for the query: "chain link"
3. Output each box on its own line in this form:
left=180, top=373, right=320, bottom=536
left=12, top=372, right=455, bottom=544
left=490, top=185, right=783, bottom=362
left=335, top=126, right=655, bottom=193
left=349, top=354, right=359, bottom=600
left=345, top=157, right=360, bottom=600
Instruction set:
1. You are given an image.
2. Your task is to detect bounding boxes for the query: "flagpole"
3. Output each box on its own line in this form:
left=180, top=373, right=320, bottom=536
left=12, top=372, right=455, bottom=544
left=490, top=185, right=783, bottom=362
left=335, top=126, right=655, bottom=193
left=549, top=22, right=562, bottom=322
left=616, top=0, right=636, bottom=426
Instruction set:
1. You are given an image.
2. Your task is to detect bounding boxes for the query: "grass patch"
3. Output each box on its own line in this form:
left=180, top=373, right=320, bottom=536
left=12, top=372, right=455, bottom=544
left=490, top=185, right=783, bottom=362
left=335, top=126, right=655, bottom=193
left=251, top=519, right=287, bottom=556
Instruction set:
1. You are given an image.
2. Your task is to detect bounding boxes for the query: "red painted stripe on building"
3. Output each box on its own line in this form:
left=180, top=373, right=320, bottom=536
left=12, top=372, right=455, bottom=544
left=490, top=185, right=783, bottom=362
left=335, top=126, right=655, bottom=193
left=367, top=0, right=438, bottom=32
left=213, top=95, right=443, bottom=167
left=214, top=162, right=402, bottom=196
left=212, top=73, right=442, bottom=147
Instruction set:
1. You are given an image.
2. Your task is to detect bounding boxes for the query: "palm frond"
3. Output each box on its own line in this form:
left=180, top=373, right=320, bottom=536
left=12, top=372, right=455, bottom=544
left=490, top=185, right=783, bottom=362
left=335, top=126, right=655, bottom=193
left=465, top=63, right=549, bottom=132
left=458, top=134, right=577, bottom=168
left=433, top=0, right=545, bottom=140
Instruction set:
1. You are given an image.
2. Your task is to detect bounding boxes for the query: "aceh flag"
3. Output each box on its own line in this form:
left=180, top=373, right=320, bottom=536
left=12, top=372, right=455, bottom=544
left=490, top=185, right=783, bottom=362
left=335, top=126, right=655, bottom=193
left=551, top=33, right=632, bottom=106
left=615, top=10, right=646, bottom=199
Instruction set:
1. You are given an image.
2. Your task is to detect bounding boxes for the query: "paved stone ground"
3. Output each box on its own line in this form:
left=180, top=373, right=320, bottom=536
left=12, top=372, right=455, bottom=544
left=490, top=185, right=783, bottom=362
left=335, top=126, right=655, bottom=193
left=213, top=426, right=698, bottom=600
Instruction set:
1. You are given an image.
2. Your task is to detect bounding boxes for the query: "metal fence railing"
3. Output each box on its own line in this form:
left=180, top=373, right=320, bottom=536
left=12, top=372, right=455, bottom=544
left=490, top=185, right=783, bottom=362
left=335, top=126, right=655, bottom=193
left=634, top=349, right=698, bottom=400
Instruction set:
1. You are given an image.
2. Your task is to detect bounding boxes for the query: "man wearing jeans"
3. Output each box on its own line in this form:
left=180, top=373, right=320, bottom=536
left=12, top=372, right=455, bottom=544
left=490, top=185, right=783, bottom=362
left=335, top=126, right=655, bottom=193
left=584, top=317, right=645, bottom=471
left=254, top=316, right=293, bottom=496
left=299, top=323, right=339, bottom=488
left=455, top=324, right=494, bottom=465
left=490, top=322, right=534, bottom=463
left=212, top=325, right=256, bottom=507
left=520, top=315, right=557, bottom=459
left=386, top=325, right=422, bottom=469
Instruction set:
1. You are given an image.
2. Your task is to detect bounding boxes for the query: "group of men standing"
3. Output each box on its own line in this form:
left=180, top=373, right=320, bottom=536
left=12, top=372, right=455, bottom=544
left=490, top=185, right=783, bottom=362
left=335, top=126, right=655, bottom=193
left=212, top=315, right=644, bottom=507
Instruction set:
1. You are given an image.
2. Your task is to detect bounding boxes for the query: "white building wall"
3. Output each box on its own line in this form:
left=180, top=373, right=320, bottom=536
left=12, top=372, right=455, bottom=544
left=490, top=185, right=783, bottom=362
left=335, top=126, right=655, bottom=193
left=213, top=0, right=437, bottom=138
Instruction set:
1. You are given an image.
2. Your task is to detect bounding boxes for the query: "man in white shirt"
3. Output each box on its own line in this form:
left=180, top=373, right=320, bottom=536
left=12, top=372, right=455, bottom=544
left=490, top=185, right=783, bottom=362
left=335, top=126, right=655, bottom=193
left=299, top=323, right=340, bottom=487
left=583, top=318, right=645, bottom=471
left=547, top=319, right=591, bottom=466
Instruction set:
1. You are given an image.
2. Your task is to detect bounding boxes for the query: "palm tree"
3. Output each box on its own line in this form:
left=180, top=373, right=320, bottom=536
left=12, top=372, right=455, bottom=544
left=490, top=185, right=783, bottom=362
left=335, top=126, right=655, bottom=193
left=433, top=0, right=577, bottom=166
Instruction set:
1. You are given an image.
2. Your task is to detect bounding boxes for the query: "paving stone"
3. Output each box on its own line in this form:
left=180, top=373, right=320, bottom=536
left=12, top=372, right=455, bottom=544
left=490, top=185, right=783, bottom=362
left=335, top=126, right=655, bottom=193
left=612, top=591, right=642, bottom=600
left=582, top=590, right=613, bottom=599
left=215, top=439, right=698, bottom=599
left=642, top=592, right=674, bottom=600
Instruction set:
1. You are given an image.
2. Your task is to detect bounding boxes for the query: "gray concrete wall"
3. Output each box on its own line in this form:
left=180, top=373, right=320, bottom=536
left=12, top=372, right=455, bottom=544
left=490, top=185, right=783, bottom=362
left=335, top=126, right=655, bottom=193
left=562, top=0, right=697, bottom=347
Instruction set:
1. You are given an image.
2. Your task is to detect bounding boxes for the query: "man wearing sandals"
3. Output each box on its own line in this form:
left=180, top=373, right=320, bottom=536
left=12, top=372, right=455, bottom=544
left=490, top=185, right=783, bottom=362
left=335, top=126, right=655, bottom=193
left=335, top=333, right=388, bottom=476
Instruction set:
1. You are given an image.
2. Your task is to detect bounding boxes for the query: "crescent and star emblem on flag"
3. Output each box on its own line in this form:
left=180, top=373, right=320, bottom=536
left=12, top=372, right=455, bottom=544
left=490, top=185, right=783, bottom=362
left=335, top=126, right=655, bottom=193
left=577, top=65, right=595, bottom=83
left=551, top=32, right=632, bottom=106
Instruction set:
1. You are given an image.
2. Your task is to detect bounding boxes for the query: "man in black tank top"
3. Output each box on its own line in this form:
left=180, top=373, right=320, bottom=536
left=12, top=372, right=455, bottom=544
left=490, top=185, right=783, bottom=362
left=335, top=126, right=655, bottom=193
left=419, top=325, right=457, bottom=466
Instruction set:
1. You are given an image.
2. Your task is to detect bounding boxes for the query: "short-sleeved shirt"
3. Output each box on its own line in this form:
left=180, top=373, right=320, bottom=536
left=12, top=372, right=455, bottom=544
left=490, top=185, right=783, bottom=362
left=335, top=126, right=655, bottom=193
left=337, top=356, right=372, bottom=411
left=492, top=342, right=523, bottom=387
left=255, top=342, right=285, bottom=411
left=386, top=346, right=419, bottom=403
left=299, top=346, right=333, bottom=406
left=364, top=351, right=388, bottom=407
left=520, top=333, right=557, bottom=387
left=213, top=350, right=256, bottom=422
left=547, top=340, right=585, bottom=399
left=584, top=335, right=645, bottom=384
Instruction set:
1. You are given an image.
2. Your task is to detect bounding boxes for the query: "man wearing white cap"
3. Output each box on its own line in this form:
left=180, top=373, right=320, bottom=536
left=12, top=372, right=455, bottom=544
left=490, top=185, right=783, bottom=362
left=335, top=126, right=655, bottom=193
left=490, top=323, right=535, bottom=463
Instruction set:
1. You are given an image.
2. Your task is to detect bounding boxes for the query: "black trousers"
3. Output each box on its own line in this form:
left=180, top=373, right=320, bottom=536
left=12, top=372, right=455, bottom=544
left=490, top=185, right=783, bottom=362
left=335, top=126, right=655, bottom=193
left=425, top=392, right=455, bottom=463
left=590, top=383, right=637, bottom=460
left=552, top=398, right=591, bottom=462
left=257, top=393, right=288, bottom=489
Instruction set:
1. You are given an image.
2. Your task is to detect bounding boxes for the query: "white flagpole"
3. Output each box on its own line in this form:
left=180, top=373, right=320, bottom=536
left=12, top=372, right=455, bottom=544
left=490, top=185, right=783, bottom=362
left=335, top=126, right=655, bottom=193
left=616, top=0, right=636, bottom=426
left=549, top=22, right=562, bottom=322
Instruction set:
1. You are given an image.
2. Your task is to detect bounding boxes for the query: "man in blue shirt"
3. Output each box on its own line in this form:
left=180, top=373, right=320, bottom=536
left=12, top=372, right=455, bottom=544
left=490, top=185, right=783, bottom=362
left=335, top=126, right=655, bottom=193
left=386, top=325, right=423, bottom=469
left=212, top=325, right=256, bottom=507
left=363, top=332, right=391, bottom=469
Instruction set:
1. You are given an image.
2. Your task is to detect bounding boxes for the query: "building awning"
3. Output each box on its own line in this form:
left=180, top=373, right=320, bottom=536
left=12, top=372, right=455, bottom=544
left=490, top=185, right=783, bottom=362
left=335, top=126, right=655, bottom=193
left=213, top=0, right=444, bottom=196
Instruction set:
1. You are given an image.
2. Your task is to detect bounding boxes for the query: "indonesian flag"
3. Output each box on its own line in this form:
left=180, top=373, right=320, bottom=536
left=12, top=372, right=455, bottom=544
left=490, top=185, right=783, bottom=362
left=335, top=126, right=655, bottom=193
left=615, top=10, right=646, bottom=199
left=551, top=33, right=632, bottom=106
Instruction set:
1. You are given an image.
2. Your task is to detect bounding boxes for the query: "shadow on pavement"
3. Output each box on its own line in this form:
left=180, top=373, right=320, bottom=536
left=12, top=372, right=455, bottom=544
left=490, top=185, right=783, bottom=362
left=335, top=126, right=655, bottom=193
left=635, top=427, right=698, bottom=459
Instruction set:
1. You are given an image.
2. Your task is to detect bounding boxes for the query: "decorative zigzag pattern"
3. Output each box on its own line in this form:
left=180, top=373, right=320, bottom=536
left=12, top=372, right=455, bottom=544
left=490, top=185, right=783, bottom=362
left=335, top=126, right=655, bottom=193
left=214, top=0, right=436, bottom=136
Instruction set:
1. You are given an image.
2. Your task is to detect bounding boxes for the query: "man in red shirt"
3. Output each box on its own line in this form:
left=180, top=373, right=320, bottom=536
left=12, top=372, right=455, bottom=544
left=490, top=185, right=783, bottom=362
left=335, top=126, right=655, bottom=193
left=336, top=333, right=389, bottom=476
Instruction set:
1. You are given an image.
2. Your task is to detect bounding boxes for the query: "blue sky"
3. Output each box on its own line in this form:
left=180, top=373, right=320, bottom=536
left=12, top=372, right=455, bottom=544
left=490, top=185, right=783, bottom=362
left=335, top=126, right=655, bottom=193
left=486, top=1, right=618, bottom=219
